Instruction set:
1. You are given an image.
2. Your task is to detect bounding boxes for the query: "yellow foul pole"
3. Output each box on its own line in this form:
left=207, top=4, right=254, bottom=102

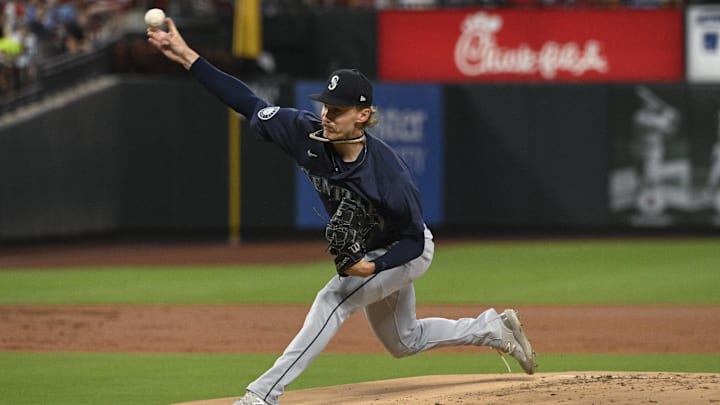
left=228, top=0, right=262, bottom=243
left=233, top=0, right=262, bottom=59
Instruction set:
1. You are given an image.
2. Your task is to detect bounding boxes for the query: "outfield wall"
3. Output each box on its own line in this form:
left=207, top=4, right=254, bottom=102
left=0, top=77, right=228, bottom=241
left=1, top=77, right=719, bottom=243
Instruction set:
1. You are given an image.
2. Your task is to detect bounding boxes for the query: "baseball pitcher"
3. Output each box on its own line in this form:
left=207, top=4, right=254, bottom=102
left=147, top=18, right=536, bottom=405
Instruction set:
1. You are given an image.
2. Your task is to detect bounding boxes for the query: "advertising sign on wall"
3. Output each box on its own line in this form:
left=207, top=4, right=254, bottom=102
left=294, top=82, right=444, bottom=229
left=379, top=9, right=683, bottom=82
left=686, top=5, right=720, bottom=83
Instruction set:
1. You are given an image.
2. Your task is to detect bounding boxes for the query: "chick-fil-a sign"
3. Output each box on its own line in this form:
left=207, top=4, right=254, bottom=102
left=454, top=12, right=608, bottom=79
left=378, top=9, right=682, bottom=82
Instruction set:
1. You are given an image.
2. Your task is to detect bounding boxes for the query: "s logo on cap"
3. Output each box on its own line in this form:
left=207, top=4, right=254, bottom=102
left=328, top=75, right=339, bottom=91
left=308, top=69, right=373, bottom=107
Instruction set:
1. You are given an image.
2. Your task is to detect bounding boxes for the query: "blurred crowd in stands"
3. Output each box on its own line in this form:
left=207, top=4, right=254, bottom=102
left=286, top=0, right=682, bottom=10
left=1, top=0, right=685, bottom=101
left=257, top=0, right=683, bottom=17
left=1, top=0, right=131, bottom=95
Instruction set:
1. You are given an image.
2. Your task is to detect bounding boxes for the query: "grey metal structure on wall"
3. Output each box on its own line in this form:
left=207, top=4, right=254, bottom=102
left=608, top=84, right=720, bottom=228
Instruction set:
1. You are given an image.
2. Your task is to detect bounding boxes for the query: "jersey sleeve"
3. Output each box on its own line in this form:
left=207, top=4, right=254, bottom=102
left=385, top=170, right=426, bottom=237
left=369, top=169, right=426, bottom=272
left=371, top=233, right=425, bottom=273
left=189, top=57, right=269, bottom=118
left=189, top=57, right=321, bottom=158
left=249, top=107, right=320, bottom=158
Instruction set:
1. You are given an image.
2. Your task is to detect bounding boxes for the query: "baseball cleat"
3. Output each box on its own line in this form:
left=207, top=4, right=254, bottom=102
left=494, top=309, right=537, bottom=375
left=233, top=390, right=268, bottom=405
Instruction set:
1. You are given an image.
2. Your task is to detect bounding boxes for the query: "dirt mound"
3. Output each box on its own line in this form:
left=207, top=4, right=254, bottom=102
left=173, top=372, right=720, bottom=405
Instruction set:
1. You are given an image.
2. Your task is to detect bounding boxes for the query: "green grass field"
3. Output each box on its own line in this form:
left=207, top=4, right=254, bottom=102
left=1, top=239, right=719, bottom=404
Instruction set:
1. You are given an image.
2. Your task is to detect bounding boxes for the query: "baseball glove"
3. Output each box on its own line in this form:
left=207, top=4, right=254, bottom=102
left=325, top=197, right=375, bottom=277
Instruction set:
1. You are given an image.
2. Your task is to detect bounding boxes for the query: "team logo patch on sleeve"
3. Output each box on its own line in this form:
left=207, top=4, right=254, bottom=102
left=257, top=106, right=280, bottom=120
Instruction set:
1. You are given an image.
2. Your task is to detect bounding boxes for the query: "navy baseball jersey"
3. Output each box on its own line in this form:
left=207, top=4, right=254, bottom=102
left=251, top=106, right=424, bottom=249
left=190, top=58, right=426, bottom=271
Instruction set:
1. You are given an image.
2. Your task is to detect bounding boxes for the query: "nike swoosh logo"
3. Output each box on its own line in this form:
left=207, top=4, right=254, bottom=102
left=307, top=149, right=318, bottom=158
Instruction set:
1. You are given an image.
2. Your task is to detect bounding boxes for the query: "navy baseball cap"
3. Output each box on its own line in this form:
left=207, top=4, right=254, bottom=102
left=309, top=69, right=373, bottom=107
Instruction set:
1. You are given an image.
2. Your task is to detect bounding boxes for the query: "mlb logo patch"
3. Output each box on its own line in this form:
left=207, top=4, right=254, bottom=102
left=703, top=32, right=718, bottom=52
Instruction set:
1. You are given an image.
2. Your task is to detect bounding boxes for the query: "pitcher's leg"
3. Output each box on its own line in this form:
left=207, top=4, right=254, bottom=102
left=247, top=272, right=387, bottom=404
left=415, top=308, right=506, bottom=352
left=247, top=228, right=435, bottom=404
left=366, top=285, right=505, bottom=357
left=364, top=284, right=420, bottom=358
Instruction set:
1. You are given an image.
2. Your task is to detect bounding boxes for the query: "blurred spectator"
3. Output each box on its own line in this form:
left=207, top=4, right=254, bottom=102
left=0, top=20, right=23, bottom=93
left=26, top=1, right=52, bottom=44
left=10, top=21, right=38, bottom=84
left=59, top=2, right=89, bottom=53
left=3, top=1, right=24, bottom=34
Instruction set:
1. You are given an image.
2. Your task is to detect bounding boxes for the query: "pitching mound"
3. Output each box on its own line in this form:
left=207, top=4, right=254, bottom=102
left=172, top=372, right=720, bottom=404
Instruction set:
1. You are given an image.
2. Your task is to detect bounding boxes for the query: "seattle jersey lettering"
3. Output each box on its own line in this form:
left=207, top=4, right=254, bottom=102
left=301, top=167, right=354, bottom=202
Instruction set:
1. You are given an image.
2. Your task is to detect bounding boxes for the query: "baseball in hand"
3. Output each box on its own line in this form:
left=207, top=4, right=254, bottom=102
left=144, top=8, right=166, bottom=28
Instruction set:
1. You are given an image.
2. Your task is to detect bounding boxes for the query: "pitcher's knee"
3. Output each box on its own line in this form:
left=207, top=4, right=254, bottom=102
left=389, top=350, right=412, bottom=359
left=384, top=343, right=416, bottom=359
left=314, top=287, right=339, bottom=302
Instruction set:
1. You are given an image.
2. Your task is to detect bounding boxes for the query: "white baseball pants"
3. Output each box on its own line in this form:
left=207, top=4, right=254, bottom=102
left=246, top=227, right=505, bottom=404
